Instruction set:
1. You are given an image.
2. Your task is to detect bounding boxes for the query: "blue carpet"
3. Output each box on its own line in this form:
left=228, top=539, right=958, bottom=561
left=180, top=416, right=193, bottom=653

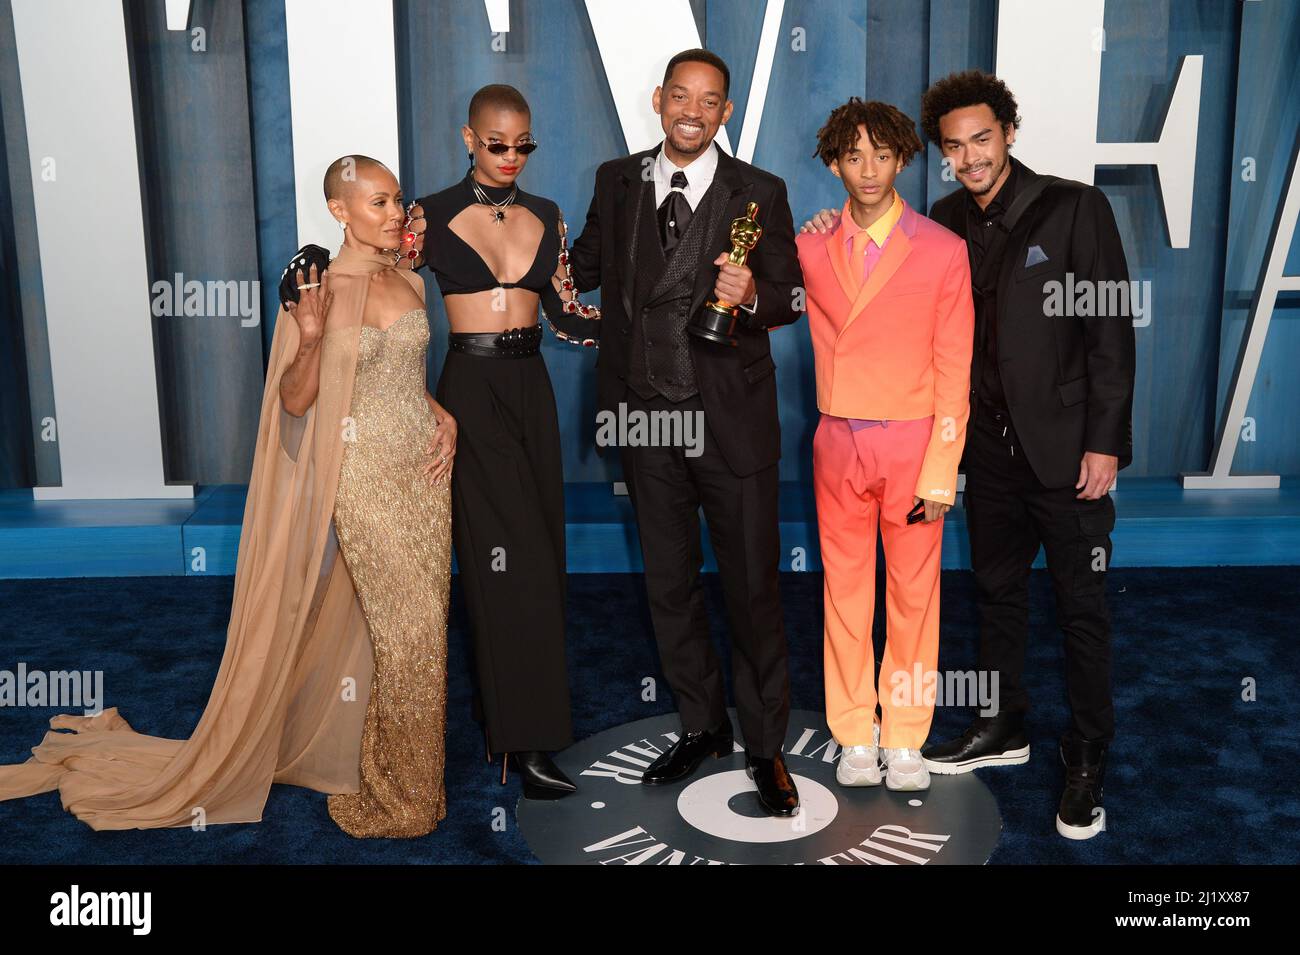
left=0, top=567, right=1296, bottom=864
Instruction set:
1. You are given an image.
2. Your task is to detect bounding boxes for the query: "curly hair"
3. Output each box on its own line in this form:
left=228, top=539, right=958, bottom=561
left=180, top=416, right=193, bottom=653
left=812, top=98, right=922, bottom=167
left=920, top=70, right=1020, bottom=145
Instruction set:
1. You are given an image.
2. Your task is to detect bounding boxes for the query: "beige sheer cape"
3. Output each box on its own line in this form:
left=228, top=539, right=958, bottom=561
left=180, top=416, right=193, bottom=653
left=0, top=244, right=413, bottom=829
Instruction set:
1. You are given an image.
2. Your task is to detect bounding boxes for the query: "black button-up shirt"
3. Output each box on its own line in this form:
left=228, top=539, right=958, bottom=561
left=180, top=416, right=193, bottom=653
left=964, top=160, right=1019, bottom=413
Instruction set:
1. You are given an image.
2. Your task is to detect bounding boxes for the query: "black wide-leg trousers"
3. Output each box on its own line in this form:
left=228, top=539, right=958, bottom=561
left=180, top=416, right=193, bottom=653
left=436, top=350, right=572, bottom=753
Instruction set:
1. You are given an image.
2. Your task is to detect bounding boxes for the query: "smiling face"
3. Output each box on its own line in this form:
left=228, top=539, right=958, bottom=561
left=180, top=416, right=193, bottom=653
left=831, top=124, right=905, bottom=213
left=937, top=103, right=1015, bottom=200
left=652, top=59, right=733, bottom=164
left=327, top=163, right=405, bottom=251
left=462, top=106, right=533, bottom=188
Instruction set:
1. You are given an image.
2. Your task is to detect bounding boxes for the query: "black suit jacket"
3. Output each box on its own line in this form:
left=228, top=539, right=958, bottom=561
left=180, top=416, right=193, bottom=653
left=569, top=143, right=804, bottom=477
left=929, top=158, right=1136, bottom=488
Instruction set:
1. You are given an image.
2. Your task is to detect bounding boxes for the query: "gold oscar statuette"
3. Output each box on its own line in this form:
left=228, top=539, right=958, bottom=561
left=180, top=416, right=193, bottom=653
left=687, top=201, right=763, bottom=346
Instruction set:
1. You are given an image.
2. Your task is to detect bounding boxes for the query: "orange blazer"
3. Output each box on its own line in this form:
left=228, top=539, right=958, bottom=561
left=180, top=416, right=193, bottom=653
left=797, top=198, right=975, bottom=504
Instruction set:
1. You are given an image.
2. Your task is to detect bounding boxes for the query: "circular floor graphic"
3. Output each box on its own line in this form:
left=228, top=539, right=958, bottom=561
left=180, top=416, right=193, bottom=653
left=518, top=710, right=1002, bottom=865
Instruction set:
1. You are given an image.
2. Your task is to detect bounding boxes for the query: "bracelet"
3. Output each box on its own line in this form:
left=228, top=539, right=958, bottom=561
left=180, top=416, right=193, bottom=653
left=552, top=213, right=599, bottom=347
left=402, top=203, right=426, bottom=265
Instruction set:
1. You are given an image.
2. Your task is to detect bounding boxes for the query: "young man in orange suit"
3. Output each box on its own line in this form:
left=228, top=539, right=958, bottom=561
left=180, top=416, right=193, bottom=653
left=796, top=99, right=974, bottom=791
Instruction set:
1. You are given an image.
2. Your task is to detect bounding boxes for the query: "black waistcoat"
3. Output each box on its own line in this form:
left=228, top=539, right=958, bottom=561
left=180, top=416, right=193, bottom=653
left=627, top=175, right=728, bottom=403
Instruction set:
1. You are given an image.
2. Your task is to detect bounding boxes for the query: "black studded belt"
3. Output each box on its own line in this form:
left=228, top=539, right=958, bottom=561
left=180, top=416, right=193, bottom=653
left=448, top=324, right=542, bottom=358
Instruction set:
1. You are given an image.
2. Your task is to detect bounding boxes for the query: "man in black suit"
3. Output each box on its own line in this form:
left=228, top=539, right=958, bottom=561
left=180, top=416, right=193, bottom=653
left=569, top=48, right=805, bottom=816
left=919, top=71, right=1135, bottom=840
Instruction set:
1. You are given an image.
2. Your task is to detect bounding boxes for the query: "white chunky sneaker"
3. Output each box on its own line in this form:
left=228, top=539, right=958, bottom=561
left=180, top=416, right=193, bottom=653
left=836, top=723, right=882, bottom=787
left=881, top=747, right=931, bottom=791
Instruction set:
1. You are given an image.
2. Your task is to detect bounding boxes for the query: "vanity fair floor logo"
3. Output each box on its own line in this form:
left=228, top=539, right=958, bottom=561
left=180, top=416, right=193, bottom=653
left=517, top=710, right=1001, bottom=865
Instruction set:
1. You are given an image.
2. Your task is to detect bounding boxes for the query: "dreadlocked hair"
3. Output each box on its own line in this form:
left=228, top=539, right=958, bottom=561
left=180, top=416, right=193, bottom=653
left=813, top=98, right=922, bottom=167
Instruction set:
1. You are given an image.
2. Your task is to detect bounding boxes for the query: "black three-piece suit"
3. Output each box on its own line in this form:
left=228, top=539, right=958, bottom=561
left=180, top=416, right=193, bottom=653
left=569, top=142, right=804, bottom=757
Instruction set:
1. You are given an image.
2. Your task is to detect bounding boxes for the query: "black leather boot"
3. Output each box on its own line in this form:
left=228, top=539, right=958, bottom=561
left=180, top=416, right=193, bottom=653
left=641, top=722, right=735, bottom=786
left=1056, top=735, right=1107, bottom=840
left=921, top=710, right=1030, bottom=774
left=504, top=751, right=578, bottom=800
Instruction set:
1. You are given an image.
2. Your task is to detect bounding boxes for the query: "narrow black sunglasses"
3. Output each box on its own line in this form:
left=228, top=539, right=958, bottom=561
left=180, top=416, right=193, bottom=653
left=473, top=132, right=539, bottom=155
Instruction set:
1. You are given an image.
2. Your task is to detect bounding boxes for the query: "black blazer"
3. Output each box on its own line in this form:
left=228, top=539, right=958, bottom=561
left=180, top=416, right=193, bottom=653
left=569, top=143, right=804, bottom=477
left=929, top=158, right=1136, bottom=488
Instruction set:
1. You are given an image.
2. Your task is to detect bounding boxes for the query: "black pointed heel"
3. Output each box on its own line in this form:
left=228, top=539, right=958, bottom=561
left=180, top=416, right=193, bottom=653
left=511, top=751, right=577, bottom=799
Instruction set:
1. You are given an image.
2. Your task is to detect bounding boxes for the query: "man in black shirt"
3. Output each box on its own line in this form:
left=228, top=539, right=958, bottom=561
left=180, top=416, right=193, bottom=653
left=920, top=71, right=1135, bottom=841
left=964, top=157, right=1018, bottom=413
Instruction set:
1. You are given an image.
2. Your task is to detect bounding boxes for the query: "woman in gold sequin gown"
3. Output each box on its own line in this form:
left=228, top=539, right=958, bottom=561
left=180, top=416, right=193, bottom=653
left=0, top=156, right=456, bottom=840
left=290, top=157, right=456, bottom=838
left=325, top=305, right=452, bottom=837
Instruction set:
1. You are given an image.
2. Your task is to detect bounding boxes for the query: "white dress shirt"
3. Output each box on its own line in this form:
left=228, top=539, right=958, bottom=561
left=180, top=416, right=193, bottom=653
left=653, top=141, right=719, bottom=211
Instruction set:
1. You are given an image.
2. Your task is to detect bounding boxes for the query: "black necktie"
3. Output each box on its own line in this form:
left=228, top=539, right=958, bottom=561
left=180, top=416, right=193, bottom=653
left=658, top=170, right=691, bottom=254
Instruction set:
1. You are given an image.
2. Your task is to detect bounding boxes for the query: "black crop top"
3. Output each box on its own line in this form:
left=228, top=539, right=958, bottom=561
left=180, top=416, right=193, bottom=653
left=415, top=174, right=600, bottom=346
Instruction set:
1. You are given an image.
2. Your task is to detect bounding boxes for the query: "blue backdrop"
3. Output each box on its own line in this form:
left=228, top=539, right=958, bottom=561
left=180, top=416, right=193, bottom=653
left=1, top=0, right=1297, bottom=490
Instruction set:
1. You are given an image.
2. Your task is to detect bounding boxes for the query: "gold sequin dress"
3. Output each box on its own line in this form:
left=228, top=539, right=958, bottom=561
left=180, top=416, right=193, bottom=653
left=327, top=307, right=452, bottom=838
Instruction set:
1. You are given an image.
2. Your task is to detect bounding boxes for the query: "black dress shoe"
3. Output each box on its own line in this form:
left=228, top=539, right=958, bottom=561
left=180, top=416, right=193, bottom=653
left=510, top=751, right=578, bottom=800
left=641, top=723, right=734, bottom=786
left=745, top=751, right=800, bottom=816
left=1056, top=735, right=1107, bottom=840
left=921, top=710, right=1030, bottom=774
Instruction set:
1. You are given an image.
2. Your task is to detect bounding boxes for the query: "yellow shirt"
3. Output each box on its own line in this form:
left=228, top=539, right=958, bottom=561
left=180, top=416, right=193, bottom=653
left=839, top=189, right=905, bottom=284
